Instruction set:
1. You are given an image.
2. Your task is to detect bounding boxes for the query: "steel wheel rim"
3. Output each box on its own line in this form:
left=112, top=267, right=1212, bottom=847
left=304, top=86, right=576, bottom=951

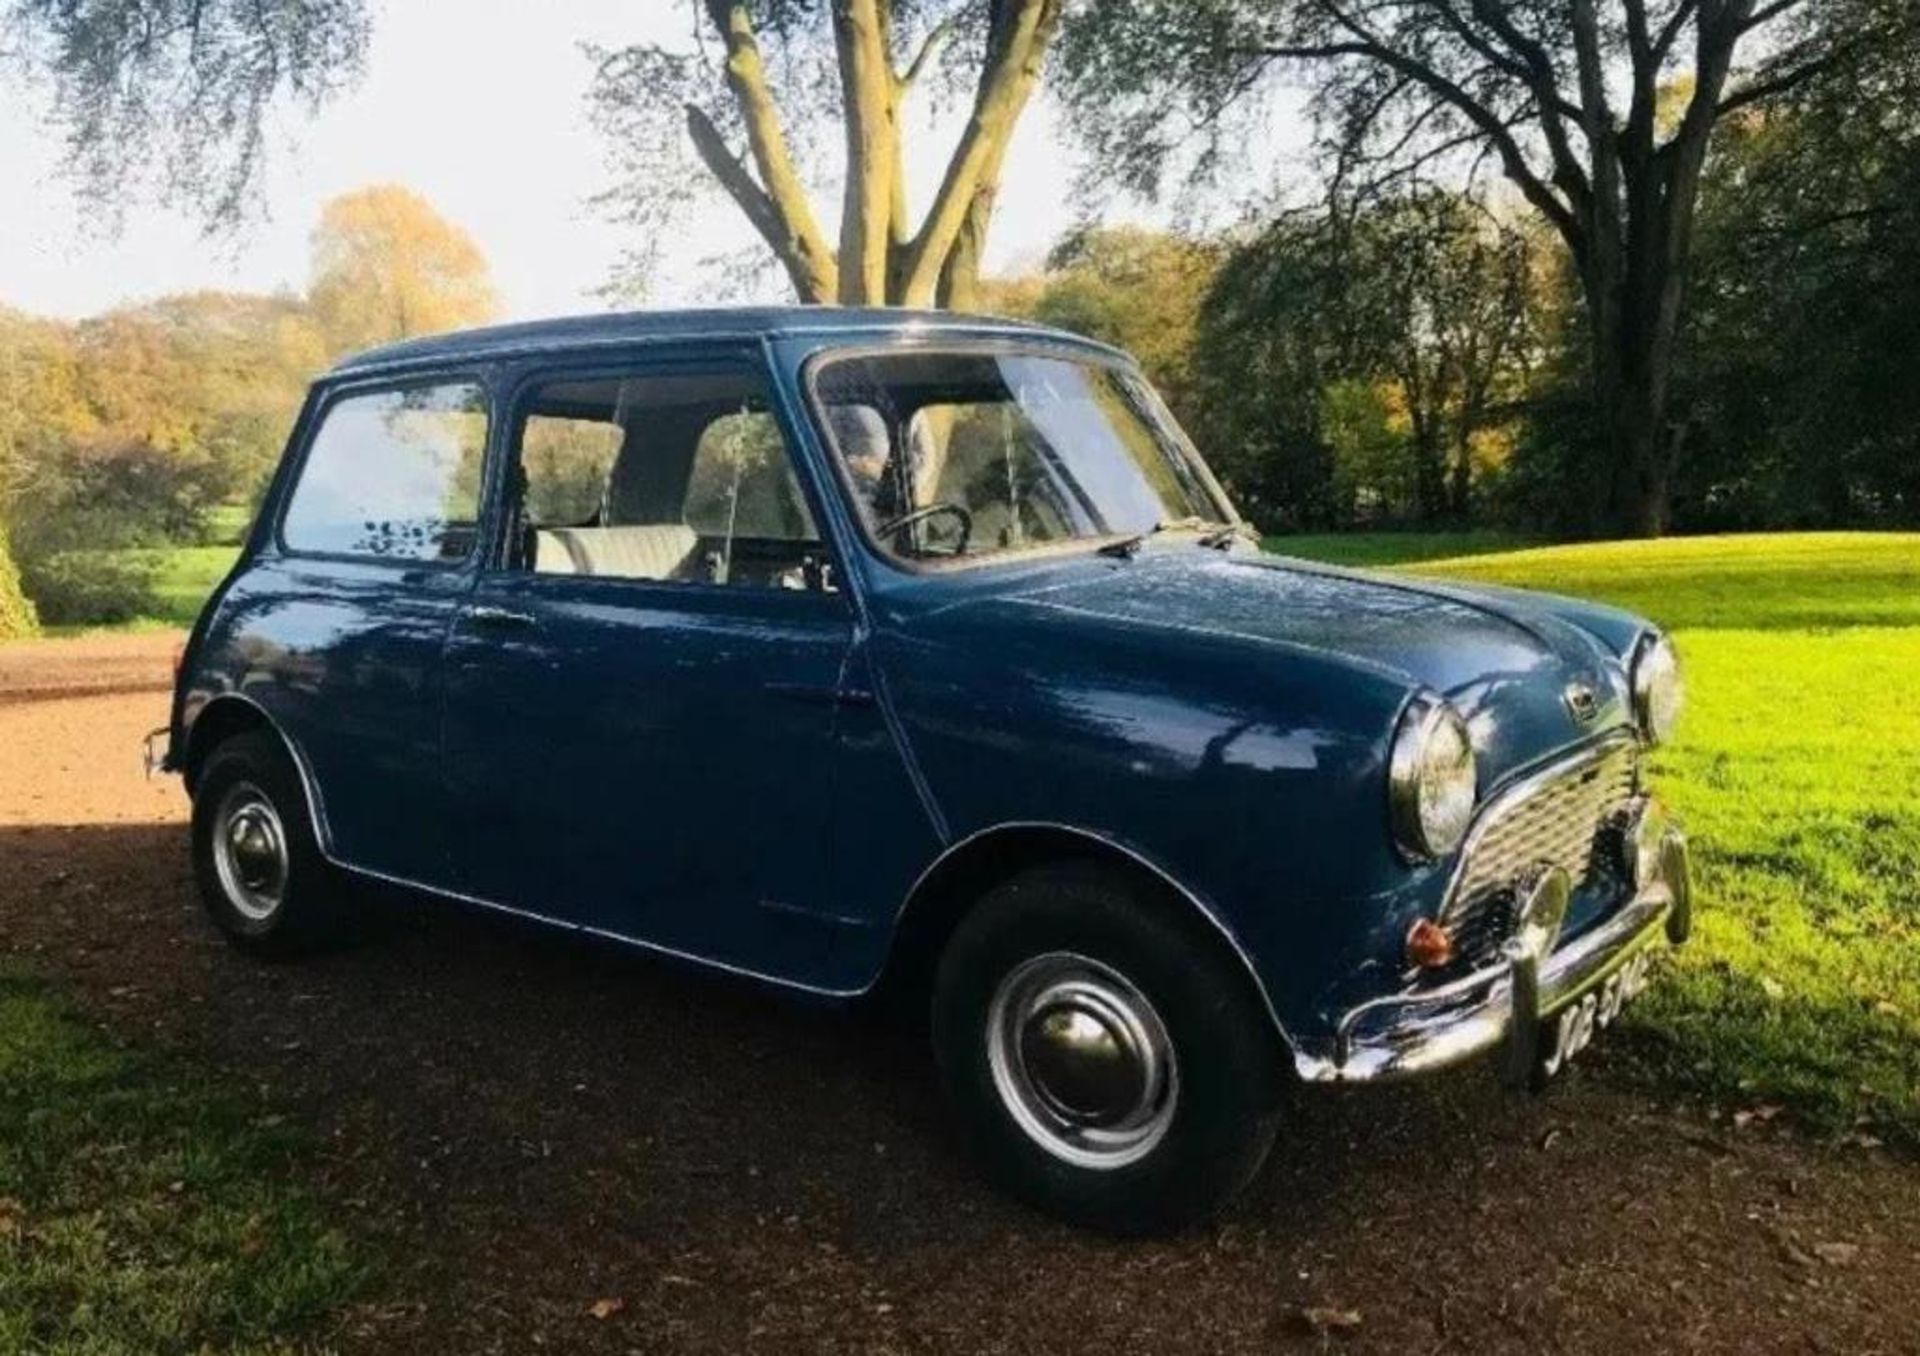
left=212, top=782, right=288, bottom=922
left=986, top=952, right=1179, bottom=1170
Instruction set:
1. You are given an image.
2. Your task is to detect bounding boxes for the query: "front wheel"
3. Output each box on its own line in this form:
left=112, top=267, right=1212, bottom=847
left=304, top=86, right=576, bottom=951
left=932, top=862, right=1283, bottom=1234
left=191, top=730, right=346, bottom=958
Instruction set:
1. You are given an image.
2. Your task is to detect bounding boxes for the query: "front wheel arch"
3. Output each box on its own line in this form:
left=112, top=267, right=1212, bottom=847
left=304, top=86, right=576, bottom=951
left=871, top=824, right=1294, bottom=1070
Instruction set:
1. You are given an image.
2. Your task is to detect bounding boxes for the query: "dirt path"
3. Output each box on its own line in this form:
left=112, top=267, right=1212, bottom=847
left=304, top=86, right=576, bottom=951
left=0, top=630, right=181, bottom=705
left=1, top=661, right=1917, bottom=1353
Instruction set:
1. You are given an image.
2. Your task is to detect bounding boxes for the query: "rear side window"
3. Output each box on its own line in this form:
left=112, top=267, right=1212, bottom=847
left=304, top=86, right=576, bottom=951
left=282, top=382, right=489, bottom=562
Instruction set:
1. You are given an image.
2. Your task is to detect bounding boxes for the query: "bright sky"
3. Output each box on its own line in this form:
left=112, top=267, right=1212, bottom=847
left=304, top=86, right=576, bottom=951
left=0, top=1, right=1305, bottom=323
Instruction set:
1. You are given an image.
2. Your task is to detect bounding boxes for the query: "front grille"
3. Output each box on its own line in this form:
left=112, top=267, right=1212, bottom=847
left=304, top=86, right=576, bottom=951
left=1441, top=740, right=1640, bottom=962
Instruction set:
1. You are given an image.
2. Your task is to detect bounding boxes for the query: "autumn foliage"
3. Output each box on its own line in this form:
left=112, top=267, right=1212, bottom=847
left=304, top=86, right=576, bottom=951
left=0, top=187, right=496, bottom=632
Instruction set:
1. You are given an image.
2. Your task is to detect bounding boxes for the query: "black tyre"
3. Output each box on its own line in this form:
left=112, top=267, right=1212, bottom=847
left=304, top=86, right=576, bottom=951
left=931, top=861, right=1283, bottom=1234
left=190, top=729, right=346, bottom=958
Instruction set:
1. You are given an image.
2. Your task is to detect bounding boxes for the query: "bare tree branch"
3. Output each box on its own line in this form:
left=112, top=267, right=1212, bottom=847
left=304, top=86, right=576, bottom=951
left=900, top=12, right=958, bottom=87
left=1716, top=51, right=1837, bottom=115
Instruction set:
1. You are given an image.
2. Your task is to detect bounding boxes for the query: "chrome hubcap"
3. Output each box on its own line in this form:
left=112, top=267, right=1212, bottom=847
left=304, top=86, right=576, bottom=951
left=212, top=783, right=287, bottom=922
left=987, top=953, right=1178, bottom=1170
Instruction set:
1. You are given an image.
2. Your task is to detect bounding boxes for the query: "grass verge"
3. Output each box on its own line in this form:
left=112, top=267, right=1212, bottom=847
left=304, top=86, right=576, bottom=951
left=0, top=970, right=363, bottom=1352
left=1283, top=530, right=1920, bottom=1145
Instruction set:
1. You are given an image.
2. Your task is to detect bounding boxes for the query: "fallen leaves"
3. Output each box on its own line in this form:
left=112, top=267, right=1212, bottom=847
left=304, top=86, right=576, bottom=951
left=1296, top=1306, right=1363, bottom=1336
left=586, top=1298, right=626, bottom=1321
left=1812, top=1241, right=1861, bottom=1266
left=1778, top=1233, right=1864, bottom=1270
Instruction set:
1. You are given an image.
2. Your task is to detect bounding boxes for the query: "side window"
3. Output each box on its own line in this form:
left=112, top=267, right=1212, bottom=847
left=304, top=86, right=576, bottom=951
left=521, top=416, right=620, bottom=526
left=282, top=382, right=488, bottom=562
left=685, top=410, right=817, bottom=541
left=514, top=367, right=826, bottom=590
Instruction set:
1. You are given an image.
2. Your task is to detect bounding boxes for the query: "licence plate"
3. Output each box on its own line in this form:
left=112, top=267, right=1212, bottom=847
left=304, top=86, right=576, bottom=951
left=1538, top=948, right=1655, bottom=1080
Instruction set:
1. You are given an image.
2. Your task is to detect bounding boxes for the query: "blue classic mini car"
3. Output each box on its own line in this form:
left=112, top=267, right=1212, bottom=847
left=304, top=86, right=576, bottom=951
left=157, top=307, right=1690, bottom=1232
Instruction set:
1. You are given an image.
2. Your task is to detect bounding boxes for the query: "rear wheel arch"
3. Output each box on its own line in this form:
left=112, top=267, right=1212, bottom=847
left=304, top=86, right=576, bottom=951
left=875, top=824, right=1293, bottom=1063
left=182, top=699, right=324, bottom=847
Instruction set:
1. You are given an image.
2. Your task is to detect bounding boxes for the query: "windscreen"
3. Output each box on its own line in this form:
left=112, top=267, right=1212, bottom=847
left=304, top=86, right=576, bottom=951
left=812, top=350, right=1232, bottom=564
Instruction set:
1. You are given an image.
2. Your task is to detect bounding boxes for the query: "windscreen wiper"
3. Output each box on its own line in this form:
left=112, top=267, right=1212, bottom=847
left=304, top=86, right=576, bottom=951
left=1199, top=521, right=1259, bottom=549
left=1095, top=517, right=1213, bottom=558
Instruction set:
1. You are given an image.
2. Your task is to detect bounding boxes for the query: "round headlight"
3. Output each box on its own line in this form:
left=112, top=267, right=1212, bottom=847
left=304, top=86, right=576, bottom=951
left=1631, top=633, right=1685, bottom=744
left=1388, top=696, right=1478, bottom=861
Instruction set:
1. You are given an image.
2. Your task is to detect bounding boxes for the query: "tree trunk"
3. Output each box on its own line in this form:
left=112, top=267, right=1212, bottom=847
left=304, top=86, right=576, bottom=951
left=834, top=0, right=900, bottom=305
left=1598, top=372, right=1670, bottom=536
left=1447, top=418, right=1474, bottom=521
left=1413, top=427, right=1447, bottom=523
left=1587, top=249, right=1684, bottom=537
left=935, top=186, right=994, bottom=309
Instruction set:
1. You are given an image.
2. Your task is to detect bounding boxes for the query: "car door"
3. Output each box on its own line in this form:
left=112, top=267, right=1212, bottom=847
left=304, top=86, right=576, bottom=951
left=249, top=375, right=492, bottom=886
left=439, top=350, right=859, bottom=979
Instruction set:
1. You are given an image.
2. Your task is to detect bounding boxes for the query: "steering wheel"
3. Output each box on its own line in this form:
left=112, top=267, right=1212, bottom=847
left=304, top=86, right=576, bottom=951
left=877, top=502, right=973, bottom=556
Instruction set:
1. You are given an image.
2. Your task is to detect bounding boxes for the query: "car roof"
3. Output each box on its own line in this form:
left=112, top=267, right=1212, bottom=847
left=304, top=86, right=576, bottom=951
left=327, top=306, right=1121, bottom=377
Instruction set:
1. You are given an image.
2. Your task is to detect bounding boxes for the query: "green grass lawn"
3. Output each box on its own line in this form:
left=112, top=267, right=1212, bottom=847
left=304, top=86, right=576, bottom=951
left=146, top=545, right=241, bottom=626
left=1264, top=529, right=1540, bottom=568
left=0, top=971, right=362, bottom=1351
left=1281, top=530, right=1920, bottom=1143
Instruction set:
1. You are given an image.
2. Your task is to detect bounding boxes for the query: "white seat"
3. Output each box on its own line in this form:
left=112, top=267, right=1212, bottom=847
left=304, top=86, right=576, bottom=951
left=533, top=530, right=578, bottom=574
left=535, top=524, right=701, bottom=581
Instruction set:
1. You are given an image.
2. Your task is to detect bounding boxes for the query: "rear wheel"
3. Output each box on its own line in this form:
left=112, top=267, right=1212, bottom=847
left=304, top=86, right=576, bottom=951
left=191, top=730, right=346, bottom=957
left=932, top=861, right=1283, bottom=1234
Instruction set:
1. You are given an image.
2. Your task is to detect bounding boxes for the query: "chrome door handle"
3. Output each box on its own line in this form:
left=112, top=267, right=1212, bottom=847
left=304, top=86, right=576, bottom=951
left=469, top=605, right=538, bottom=630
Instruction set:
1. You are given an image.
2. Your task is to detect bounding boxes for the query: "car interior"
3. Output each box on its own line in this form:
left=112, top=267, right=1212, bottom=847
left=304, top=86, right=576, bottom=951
left=509, top=371, right=830, bottom=591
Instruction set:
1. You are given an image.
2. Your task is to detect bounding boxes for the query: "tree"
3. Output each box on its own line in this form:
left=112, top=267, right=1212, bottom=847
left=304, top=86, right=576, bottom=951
left=1, top=0, right=368, bottom=632
left=1059, top=0, right=1869, bottom=535
left=0, top=522, right=32, bottom=638
left=73, top=292, right=325, bottom=501
left=1358, top=194, right=1536, bottom=520
left=1672, top=0, right=1920, bottom=527
left=1, top=0, right=368, bottom=229
left=1023, top=227, right=1223, bottom=416
left=981, top=226, right=1224, bottom=421
left=587, top=0, right=1064, bottom=308
left=308, top=186, right=498, bottom=359
left=1184, top=193, right=1536, bottom=528
left=1184, top=214, right=1357, bottom=528
left=0, top=298, right=315, bottom=627
left=0, top=307, right=89, bottom=637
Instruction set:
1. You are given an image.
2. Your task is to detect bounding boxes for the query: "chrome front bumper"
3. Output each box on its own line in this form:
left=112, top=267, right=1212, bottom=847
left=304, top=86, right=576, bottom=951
left=1298, top=827, right=1692, bottom=1086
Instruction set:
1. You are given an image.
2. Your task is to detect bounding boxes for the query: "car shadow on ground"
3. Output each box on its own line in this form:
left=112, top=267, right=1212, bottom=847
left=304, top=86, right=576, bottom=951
left=5, top=820, right=1918, bottom=1354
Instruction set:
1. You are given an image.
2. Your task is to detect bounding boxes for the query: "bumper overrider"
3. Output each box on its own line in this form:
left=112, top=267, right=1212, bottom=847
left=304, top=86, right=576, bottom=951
left=1300, top=813, right=1692, bottom=1087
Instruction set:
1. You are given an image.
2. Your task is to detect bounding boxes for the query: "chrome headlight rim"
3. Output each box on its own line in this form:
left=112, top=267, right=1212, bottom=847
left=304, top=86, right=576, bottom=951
left=1388, top=694, right=1478, bottom=863
left=1630, top=631, right=1684, bottom=745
